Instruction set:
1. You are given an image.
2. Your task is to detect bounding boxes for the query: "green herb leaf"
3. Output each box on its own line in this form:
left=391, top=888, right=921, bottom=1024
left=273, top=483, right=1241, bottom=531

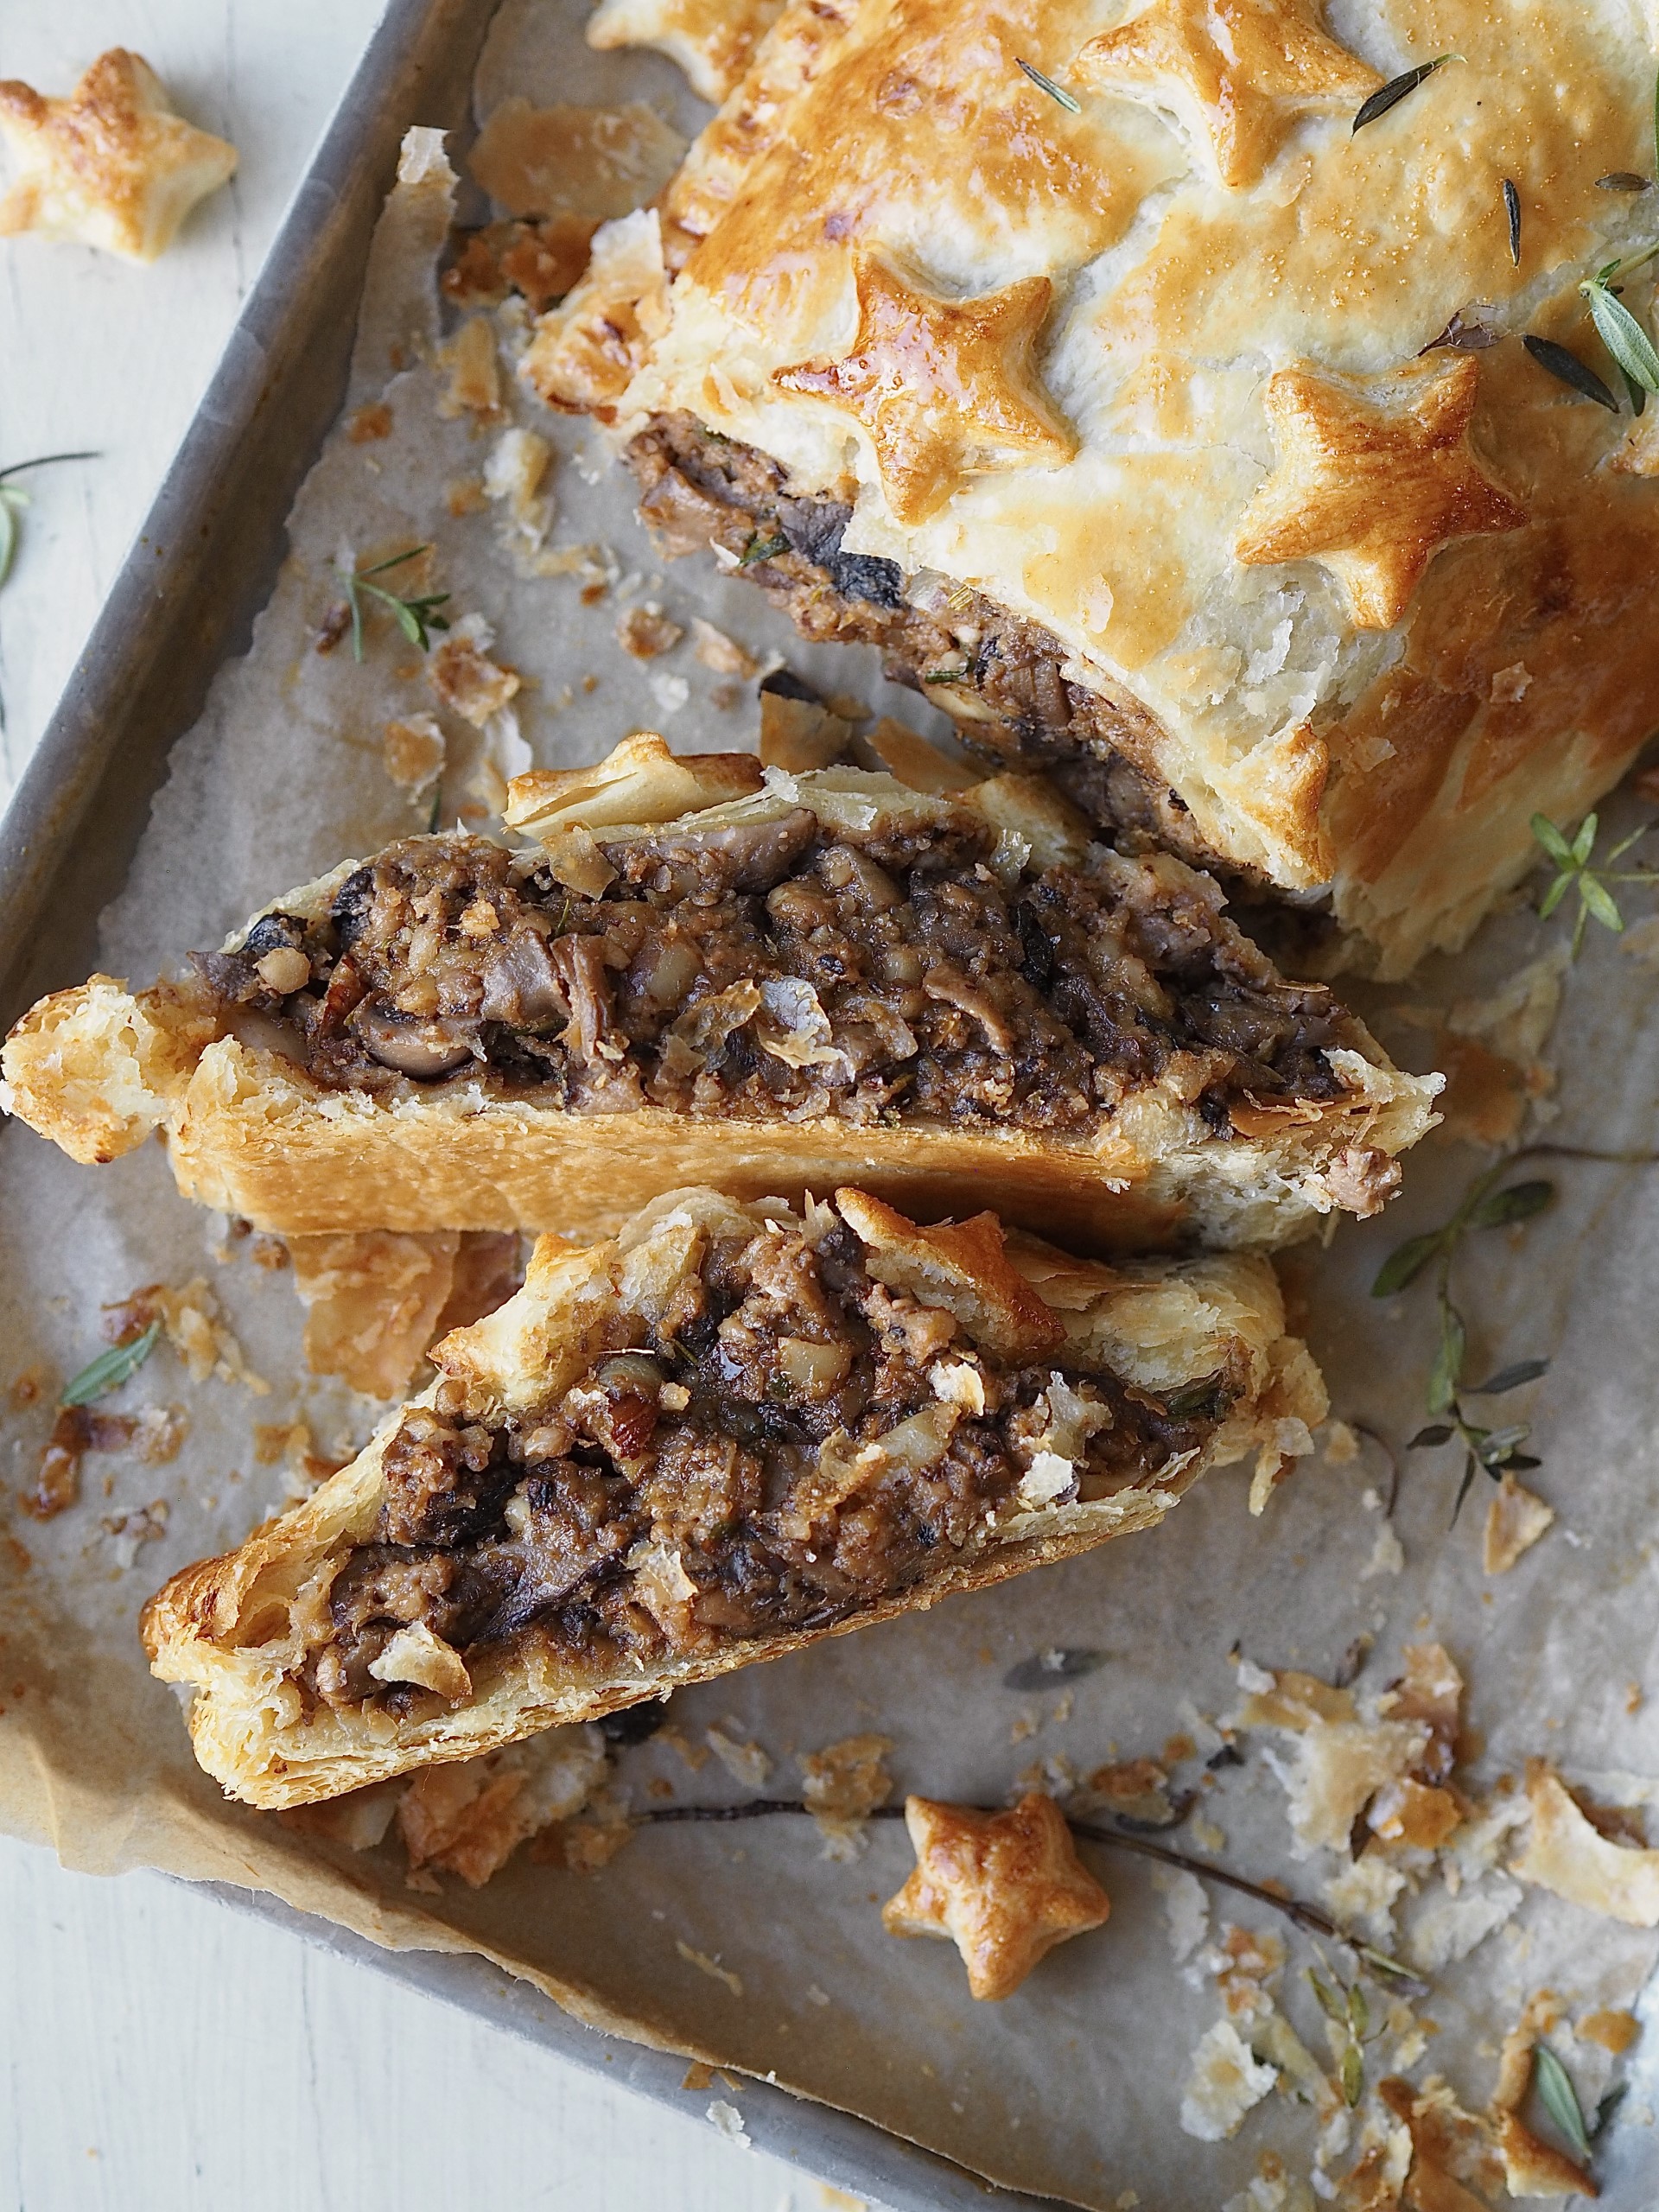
left=739, top=532, right=788, bottom=568
left=1478, top=1423, right=1532, bottom=1465
left=1522, top=334, right=1620, bottom=411
left=1427, top=1306, right=1465, bottom=1414
left=1346, top=1982, right=1370, bottom=2038
left=1580, top=873, right=1625, bottom=931
left=1450, top=1449, right=1479, bottom=1524
left=426, top=782, right=443, bottom=834
left=357, top=545, right=428, bottom=581
left=1340, top=2038, right=1363, bottom=2106
left=1533, top=2044, right=1591, bottom=2163
left=1353, top=55, right=1460, bottom=134
left=1015, top=57, right=1081, bottom=112
left=922, top=665, right=969, bottom=684
left=1371, top=1230, right=1444, bottom=1297
left=1598, top=172, right=1653, bottom=192
left=1306, top=1969, right=1345, bottom=2024
left=1503, top=178, right=1521, bottom=267
left=1408, top=1423, right=1455, bottom=1448
left=1585, top=283, right=1659, bottom=393
left=60, top=1319, right=162, bottom=1408
left=1530, top=812, right=1575, bottom=866
left=1572, top=811, right=1600, bottom=866
left=1621, top=366, right=1649, bottom=417
left=1592, top=2081, right=1628, bottom=2139
left=1466, top=1357, right=1548, bottom=1395
left=1470, top=1179, right=1554, bottom=1230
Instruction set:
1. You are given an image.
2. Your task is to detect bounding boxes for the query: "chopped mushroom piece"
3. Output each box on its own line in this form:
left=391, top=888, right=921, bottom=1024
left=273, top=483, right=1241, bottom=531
left=881, top=1792, right=1109, bottom=1999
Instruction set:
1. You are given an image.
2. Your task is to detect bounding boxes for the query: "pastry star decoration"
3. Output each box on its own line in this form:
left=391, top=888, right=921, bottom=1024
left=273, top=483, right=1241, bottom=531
left=1071, top=0, right=1380, bottom=189
left=1234, top=354, right=1528, bottom=630
left=773, top=254, right=1077, bottom=526
left=881, top=1793, right=1109, bottom=1999
left=0, top=48, right=237, bottom=264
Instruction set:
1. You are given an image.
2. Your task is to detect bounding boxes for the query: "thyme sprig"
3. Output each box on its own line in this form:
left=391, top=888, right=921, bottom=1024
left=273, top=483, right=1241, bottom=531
left=1580, top=251, right=1659, bottom=410
left=1531, top=810, right=1658, bottom=955
left=337, top=546, right=451, bottom=662
left=1533, top=2044, right=1592, bottom=2164
left=1373, top=1164, right=1553, bottom=1523
left=635, top=1795, right=1424, bottom=1985
left=0, top=451, right=99, bottom=589
left=1306, top=1958, right=1385, bottom=2107
left=738, top=531, right=788, bottom=568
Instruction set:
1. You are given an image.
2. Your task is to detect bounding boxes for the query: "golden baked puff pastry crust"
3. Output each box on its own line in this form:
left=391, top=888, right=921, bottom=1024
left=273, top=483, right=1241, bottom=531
left=142, top=1185, right=1325, bottom=1807
left=533, top=0, right=1659, bottom=974
left=2, top=737, right=1438, bottom=1252
left=0, top=49, right=236, bottom=263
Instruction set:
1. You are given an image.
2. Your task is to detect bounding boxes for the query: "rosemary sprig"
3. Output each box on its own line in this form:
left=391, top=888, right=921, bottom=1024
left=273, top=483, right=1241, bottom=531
left=1353, top=55, right=1460, bottom=135
left=1016, top=58, right=1081, bottom=113
left=60, top=1319, right=162, bottom=1408
left=1531, top=810, right=1658, bottom=955
left=0, top=450, right=100, bottom=589
left=337, top=546, right=451, bottom=662
left=1373, top=1164, right=1553, bottom=1522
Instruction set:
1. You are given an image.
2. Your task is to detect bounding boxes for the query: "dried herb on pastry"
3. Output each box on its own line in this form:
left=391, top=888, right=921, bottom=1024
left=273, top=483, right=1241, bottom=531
left=1, top=738, right=1437, bottom=1249
left=519, top=0, right=1659, bottom=976
left=141, top=1184, right=1325, bottom=1807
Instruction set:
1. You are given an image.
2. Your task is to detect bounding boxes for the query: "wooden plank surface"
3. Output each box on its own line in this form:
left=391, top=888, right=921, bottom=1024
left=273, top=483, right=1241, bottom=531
left=0, top=10, right=870, bottom=2204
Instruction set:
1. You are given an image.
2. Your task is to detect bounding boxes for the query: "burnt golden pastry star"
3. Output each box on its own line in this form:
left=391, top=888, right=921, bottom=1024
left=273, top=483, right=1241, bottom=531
left=0, top=48, right=237, bottom=264
left=1071, top=0, right=1380, bottom=189
left=773, top=254, right=1077, bottom=525
left=881, top=1792, right=1109, bottom=1999
left=1233, top=354, right=1528, bottom=630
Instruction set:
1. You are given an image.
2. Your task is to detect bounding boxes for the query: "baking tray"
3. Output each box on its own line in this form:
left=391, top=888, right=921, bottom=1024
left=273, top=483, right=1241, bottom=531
left=0, top=3, right=1055, bottom=2202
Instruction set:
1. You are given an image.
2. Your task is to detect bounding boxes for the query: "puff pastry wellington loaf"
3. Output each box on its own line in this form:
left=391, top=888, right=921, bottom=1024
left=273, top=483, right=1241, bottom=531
left=2, top=738, right=1436, bottom=1250
left=523, top=0, right=1659, bottom=974
left=142, top=1185, right=1325, bottom=1806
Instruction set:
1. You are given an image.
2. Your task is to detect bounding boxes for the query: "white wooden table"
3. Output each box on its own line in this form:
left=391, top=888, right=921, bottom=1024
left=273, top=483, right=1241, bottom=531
left=0, top=9, right=865, bottom=2205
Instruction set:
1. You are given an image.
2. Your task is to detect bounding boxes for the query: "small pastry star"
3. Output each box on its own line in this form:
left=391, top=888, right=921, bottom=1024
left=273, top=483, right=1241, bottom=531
left=0, top=49, right=237, bottom=264
left=773, top=254, right=1077, bottom=526
left=881, top=1793, right=1109, bottom=1999
left=1071, top=0, right=1380, bottom=189
left=1233, top=354, right=1528, bottom=630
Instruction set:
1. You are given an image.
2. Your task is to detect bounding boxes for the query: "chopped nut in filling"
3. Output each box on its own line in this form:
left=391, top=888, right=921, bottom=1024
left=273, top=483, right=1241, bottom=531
left=301, top=1199, right=1234, bottom=1712
left=191, top=802, right=1352, bottom=1136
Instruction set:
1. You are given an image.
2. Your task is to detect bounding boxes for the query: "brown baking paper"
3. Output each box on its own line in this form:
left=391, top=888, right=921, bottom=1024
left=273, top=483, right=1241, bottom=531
left=5, top=3, right=1659, bottom=2202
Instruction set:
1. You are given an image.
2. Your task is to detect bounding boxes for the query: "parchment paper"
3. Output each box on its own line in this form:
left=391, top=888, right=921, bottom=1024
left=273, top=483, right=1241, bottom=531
left=4, top=4, right=1659, bottom=2202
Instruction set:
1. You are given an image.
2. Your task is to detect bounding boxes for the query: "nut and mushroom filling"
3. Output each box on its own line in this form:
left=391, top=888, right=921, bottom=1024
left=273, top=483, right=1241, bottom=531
left=301, top=1202, right=1232, bottom=1712
left=193, top=806, right=1351, bottom=1135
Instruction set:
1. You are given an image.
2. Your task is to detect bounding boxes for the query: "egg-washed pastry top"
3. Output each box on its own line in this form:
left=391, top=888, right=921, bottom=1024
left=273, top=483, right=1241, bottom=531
left=523, top=0, right=1659, bottom=976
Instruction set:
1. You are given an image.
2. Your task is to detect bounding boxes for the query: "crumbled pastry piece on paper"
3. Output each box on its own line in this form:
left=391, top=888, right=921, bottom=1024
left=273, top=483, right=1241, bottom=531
left=397, top=1726, right=607, bottom=1887
left=882, top=1792, right=1109, bottom=1999
left=704, top=2098, right=750, bottom=2147
left=1511, top=1759, right=1659, bottom=1924
left=102, top=1277, right=266, bottom=1394
left=0, top=49, right=236, bottom=262
left=437, top=316, right=505, bottom=422
left=587, top=0, right=786, bottom=104
left=1077, top=1757, right=1173, bottom=1827
left=1179, top=2019, right=1278, bottom=2142
left=482, top=426, right=555, bottom=561
left=1236, top=1664, right=1428, bottom=1856
left=445, top=217, right=595, bottom=314
left=429, top=614, right=521, bottom=724
left=704, top=1725, right=770, bottom=1789
left=615, top=601, right=683, bottom=658
left=1484, top=1472, right=1555, bottom=1575
left=382, top=714, right=446, bottom=798
left=1578, top=2006, right=1639, bottom=2054
left=799, top=1732, right=893, bottom=1858
left=690, top=618, right=758, bottom=677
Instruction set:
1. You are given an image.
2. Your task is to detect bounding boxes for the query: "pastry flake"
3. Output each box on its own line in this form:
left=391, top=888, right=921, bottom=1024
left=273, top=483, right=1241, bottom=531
left=1071, top=0, right=1380, bottom=189
left=1234, top=355, right=1528, bottom=630
left=773, top=253, right=1077, bottom=525
left=0, top=49, right=236, bottom=263
left=881, top=1791, right=1109, bottom=1998
left=1510, top=1759, right=1659, bottom=1925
